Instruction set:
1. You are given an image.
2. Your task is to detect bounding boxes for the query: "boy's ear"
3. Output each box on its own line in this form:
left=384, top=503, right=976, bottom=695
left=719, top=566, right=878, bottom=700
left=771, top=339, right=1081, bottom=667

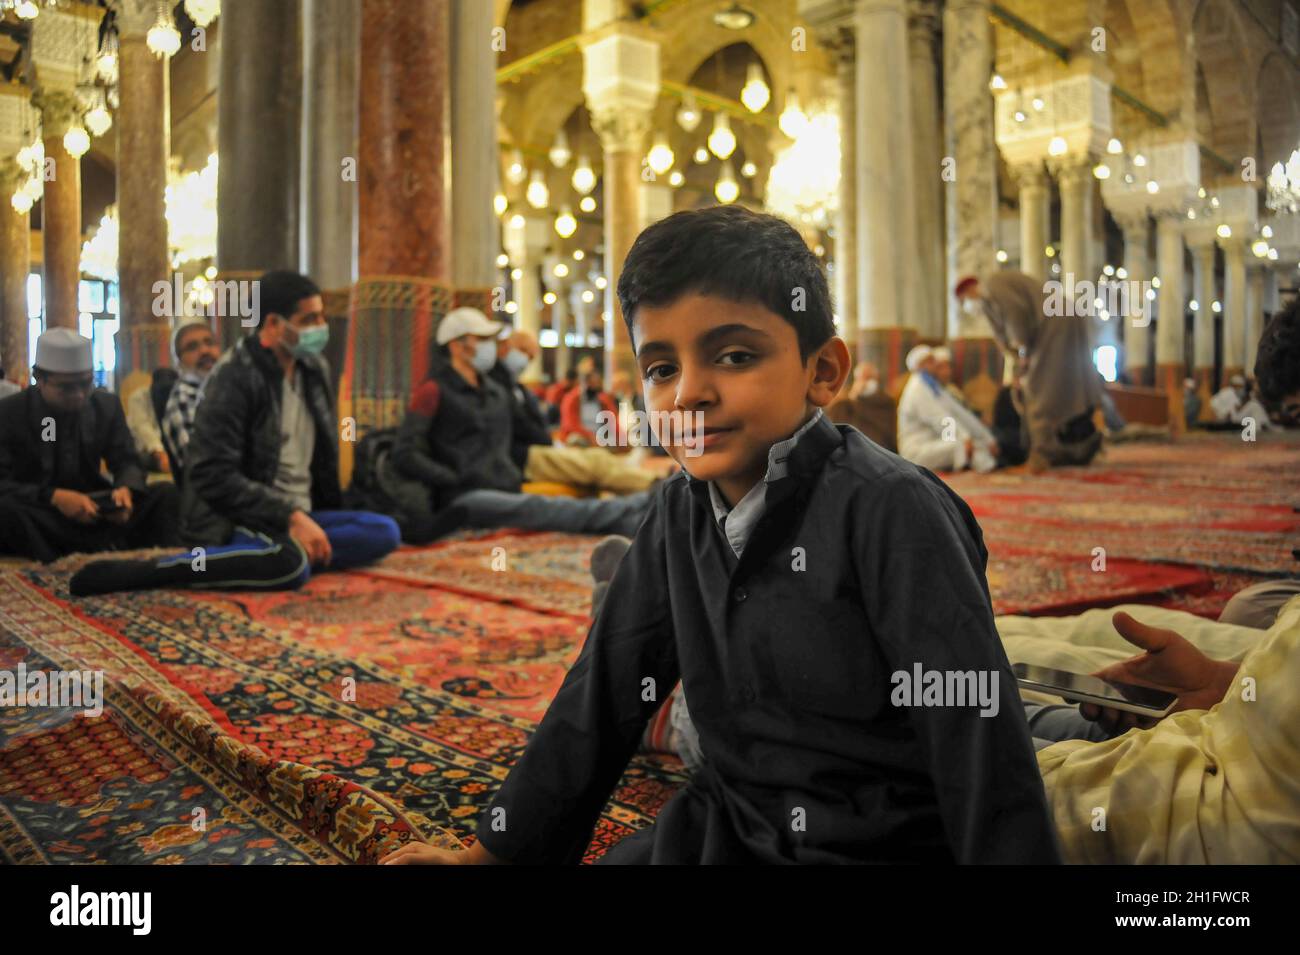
left=806, top=336, right=851, bottom=408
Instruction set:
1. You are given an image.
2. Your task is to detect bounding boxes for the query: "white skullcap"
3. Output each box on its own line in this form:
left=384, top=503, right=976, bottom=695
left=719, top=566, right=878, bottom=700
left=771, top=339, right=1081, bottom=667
left=931, top=346, right=952, bottom=363
left=905, top=344, right=933, bottom=373
left=34, top=328, right=93, bottom=374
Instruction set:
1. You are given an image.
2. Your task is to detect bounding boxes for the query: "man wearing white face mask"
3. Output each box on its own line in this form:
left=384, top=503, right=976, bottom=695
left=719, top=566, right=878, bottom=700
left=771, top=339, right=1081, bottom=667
left=384, top=309, right=650, bottom=543
left=489, top=330, right=658, bottom=496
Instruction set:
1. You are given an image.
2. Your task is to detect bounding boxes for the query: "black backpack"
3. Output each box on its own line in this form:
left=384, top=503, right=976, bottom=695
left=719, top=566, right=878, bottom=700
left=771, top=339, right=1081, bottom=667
left=344, top=427, right=399, bottom=511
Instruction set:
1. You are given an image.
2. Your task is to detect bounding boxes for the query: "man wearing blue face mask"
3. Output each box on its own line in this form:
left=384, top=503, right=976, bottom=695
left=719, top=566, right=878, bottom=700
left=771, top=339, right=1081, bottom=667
left=69, top=271, right=401, bottom=596
left=382, top=308, right=650, bottom=544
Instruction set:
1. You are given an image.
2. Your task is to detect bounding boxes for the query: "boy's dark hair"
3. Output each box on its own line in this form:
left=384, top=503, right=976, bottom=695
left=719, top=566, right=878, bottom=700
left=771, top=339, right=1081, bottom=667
left=1254, top=294, right=1300, bottom=403
left=256, top=270, right=321, bottom=328
left=617, top=205, right=836, bottom=361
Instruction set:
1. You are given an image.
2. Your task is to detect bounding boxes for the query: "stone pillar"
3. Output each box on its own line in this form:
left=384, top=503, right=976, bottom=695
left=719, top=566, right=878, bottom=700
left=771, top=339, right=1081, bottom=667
left=1013, top=163, right=1050, bottom=282
left=33, top=91, right=81, bottom=331
left=1154, top=213, right=1186, bottom=433
left=831, top=32, right=858, bottom=353
left=943, top=0, right=998, bottom=339
left=1114, top=212, right=1151, bottom=385
left=552, top=277, right=572, bottom=381
left=582, top=22, right=659, bottom=386
left=344, top=0, right=452, bottom=455
left=504, top=215, right=549, bottom=382
left=1218, top=235, right=1246, bottom=381
left=114, top=0, right=174, bottom=388
left=0, top=159, right=30, bottom=383
left=1186, top=238, right=1216, bottom=399
left=907, top=0, right=944, bottom=340
left=1053, top=158, right=1095, bottom=288
left=301, top=0, right=359, bottom=289
left=857, top=0, right=920, bottom=393
left=450, top=0, right=498, bottom=294
left=217, top=0, right=302, bottom=275
left=1244, top=262, right=1265, bottom=380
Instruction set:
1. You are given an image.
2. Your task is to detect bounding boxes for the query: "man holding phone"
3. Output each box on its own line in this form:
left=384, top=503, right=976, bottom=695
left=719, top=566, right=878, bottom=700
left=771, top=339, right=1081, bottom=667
left=0, top=328, right=180, bottom=562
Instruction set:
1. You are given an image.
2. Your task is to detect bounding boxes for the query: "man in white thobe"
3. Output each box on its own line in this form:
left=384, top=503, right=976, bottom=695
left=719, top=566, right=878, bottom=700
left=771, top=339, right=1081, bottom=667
left=897, top=345, right=998, bottom=473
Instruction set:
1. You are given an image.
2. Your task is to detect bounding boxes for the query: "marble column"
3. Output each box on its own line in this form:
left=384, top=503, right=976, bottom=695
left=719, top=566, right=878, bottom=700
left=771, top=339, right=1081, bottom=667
left=0, top=160, right=30, bottom=383
left=908, top=0, right=944, bottom=340
left=301, top=0, right=359, bottom=289
left=1115, top=211, right=1151, bottom=385
left=450, top=0, right=498, bottom=294
left=1154, top=213, right=1186, bottom=433
left=1053, top=158, right=1095, bottom=288
left=857, top=0, right=920, bottom=393
left=583, top=25, right=659, bottom=386
left=1014, top=163, right=1051, bottom=282
left=504, top=215, right=549, bottom=382
left=830, top=30, right=858, bottom=354
left=1244, top=262, right=1265, bottom=379
left=345, top=0, right=452, bottom=454
left=217, top=0, right=302, bottom=275
left=1187, top=238, right=1216, bottom=398
left=115, top=0, right=174, bottom=385
left=1218, top=235, right=1246, bottom=381
left=34, top=91, right=81, bottom=331
left=943, top=0, right=998, bottom=339
left=552, top=277, right=572, bottom=381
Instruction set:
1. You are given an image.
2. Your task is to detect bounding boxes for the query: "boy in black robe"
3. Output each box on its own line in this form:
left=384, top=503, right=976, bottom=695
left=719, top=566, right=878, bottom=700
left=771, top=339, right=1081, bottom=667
left=383, top=206, right=1059, bottom=865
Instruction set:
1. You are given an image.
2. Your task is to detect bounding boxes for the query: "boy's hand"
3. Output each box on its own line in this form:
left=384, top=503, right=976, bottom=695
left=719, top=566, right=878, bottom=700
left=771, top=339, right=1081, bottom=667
left=52, top=489, right=99, bottom=524
left=1080, top=611, right=1238, bottom=732
left=289, top=510, right=332, bottom=567
left=379, top=843, right=467, bottom=865
left=106, top=486, right=133, bottom=525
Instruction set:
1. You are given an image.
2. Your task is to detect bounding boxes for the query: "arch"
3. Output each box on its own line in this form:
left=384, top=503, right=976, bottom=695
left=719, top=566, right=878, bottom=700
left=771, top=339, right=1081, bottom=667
left=1255, top=52, right=1300, bottom=175
left=1190, top=0, right=1256, bottom=165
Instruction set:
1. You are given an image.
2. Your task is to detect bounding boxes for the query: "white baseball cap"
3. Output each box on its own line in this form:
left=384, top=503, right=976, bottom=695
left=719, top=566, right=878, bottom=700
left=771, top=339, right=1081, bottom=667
left=436, top=307, right=503, bottom=345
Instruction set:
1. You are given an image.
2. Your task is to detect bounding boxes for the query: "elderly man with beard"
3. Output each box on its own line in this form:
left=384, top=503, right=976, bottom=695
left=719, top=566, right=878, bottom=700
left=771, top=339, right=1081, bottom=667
left=159, top=321, right=221, bottom=480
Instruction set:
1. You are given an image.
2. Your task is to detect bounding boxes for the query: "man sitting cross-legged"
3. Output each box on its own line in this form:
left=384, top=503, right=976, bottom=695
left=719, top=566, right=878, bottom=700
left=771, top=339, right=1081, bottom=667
left=379, top=307, right=650, bottom=545
left=70, top=271, right=399, bottom=596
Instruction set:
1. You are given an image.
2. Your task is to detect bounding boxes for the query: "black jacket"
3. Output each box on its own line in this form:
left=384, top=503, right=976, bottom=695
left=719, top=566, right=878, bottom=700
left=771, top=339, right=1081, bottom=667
left=475, top=415, right=1060, bottom=864
left=0, top=387, right=144, bottom=505
left=389, top=363, right=521, bottom=508
left=487, top=362, right=552, bottom=471
left=179, top=334, right=341, bottom=544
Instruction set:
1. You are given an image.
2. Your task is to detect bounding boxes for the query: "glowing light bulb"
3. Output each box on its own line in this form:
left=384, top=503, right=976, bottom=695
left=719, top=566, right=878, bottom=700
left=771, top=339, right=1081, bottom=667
left=493, top=192, right=507, bottom=216
left=578, top=195, right=596, bottom=213
left=11, top=190, right=33, bottom=214
left=1251, top=239, right=1269, bottom=258
left=496, top=253, right=509, bottom=268
left=778, top=89, right=808, bottom=139
left=146, top=12, right=182, bottom=58
left=506, top=149, right=526, bottom=185
left=1132, top=154, right=1147, bottom=168
left=676, top=92, right=701, bottom=133
left=15, top=1, right=39, bottom=19
left=708, top=113, right=736, bottom=160
left=553, top=262, right=570, bottom=278
left=740, top=62, right=770, bottom=113
left=693, top=147, right=709, bottom=164
left=63, top=125, right=91, bottom=158
left=740, top=160, right=757, bottom=178
left=714, top=159, right=739, bottom=203
left=1092, top=163, right=1110, bottom=180
left=581, top=289, right=595, bottom=304
left=647, top=135, right=674, bottom=176
left=85, top=105, right=112, bottom=137
left=1047, top=136, right=1067, bottom=157
left=1216, top=224, right=1231, bottom=239
left=595, top=276, right=608, bottom=290
left=1106, top=138, right=1123, bottom=155
left=548, top=129, right=571, bottom=168
left=554, top=206, right=576, bottom=239
left=573, top=250, right=585, bottom=261
left=1145, top=180, right=1159, bottom=194
left=989, top=74, right=1007, bottom=91
left=571, top=155, right=596, bottom=195
left=995, top=249, right=1008, bottom=263
left=526, top=169, right=549, bottom=210
left=668, top=170, right=684, bottom=187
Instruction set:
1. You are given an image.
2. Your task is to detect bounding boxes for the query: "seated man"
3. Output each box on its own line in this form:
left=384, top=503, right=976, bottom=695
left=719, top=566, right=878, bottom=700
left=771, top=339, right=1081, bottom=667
left=0, top=328, right=180, bottom=562
left=159, top=320, right=221, bottom=479
left=125, top=366, right=177, bottom=474
left=381, top=307, right=648, bottom=544
left=491, top=330, right=656, bottom=496
left=847, top=359, right=879, bottom=399
left=558, top=366, right=620, bottom=448
left=69, top=271, right=399, bottom=595
left=897, top=344, right=998, bottom=473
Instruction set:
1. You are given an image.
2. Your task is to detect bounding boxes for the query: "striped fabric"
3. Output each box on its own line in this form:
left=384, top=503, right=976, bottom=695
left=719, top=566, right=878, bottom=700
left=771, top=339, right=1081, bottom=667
left=1037, top=596, right=1300, bottom=864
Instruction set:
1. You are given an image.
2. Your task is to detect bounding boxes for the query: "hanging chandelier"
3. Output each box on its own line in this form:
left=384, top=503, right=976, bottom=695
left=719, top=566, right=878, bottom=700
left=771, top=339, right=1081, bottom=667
left=146, top=1, right=182, bottom=58
left=765, top=108, right=840, bottom=229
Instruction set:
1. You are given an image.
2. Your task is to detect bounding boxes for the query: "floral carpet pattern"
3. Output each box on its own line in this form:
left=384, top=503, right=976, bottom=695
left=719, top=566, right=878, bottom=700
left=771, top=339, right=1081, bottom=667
left=1, top=431, right=1294, bottom=863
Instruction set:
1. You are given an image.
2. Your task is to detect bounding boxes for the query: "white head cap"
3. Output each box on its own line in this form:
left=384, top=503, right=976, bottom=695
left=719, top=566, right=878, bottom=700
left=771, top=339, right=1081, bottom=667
left=34, top=328, right=93, bottom=374
left=436, top=307, right=504, bottom=346
left=931, top=346, right=952, bottom=363
left=905, top=344, right=933, bottom=373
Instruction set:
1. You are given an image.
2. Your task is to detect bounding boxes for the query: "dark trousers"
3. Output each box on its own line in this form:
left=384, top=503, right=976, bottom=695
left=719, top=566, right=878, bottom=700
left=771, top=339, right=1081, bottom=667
left=0, top=485, right=181, bottom=563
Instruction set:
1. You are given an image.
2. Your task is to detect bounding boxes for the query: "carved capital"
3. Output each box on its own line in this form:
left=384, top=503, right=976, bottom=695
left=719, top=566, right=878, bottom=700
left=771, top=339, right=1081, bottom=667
left=588, top=104, right=652, bottom=156
left=33, top=89, right=81, bottom=138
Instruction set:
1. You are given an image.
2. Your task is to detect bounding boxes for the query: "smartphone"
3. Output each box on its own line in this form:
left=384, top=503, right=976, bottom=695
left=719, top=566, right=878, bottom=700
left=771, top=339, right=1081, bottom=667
left=88, top=490, right=125, bottom=514
left=1012, top=662, right=1177, bottom=718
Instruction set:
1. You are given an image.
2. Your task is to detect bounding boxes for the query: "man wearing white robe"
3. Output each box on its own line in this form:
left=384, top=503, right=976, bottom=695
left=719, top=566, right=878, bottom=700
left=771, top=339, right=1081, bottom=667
left=897, top=345, right=998, bottom=473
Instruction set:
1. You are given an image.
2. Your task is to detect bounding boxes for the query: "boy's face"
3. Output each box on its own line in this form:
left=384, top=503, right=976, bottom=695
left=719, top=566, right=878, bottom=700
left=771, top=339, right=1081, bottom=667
left=633, top=293, right=848, bottom=504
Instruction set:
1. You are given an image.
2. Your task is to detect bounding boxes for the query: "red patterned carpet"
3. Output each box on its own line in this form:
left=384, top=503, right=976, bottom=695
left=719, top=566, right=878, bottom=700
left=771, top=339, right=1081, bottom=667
left=1, top=430, right=1295, bottom=864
